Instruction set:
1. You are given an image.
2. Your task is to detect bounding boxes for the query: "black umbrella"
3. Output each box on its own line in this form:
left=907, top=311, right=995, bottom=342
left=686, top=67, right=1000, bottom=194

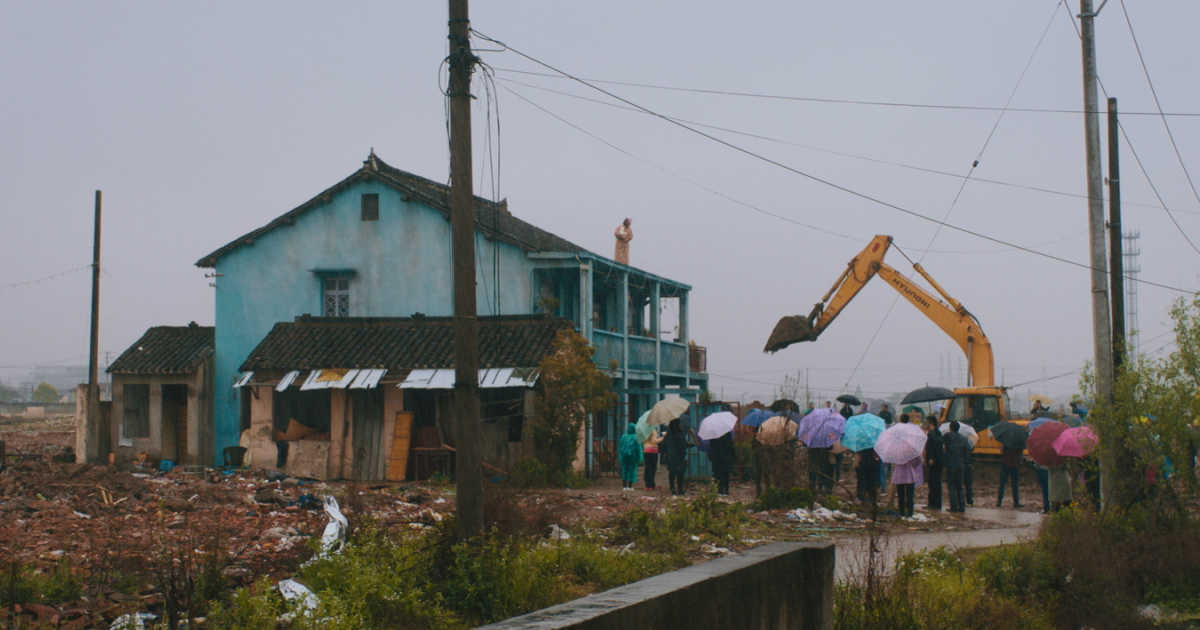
left=901, top=386, right=955, bottom=404
left=836, top=394, right=862, bottom=406
left=770, top=399, right=800, bottom=413
left=989, top=421, right=1029, bottom=450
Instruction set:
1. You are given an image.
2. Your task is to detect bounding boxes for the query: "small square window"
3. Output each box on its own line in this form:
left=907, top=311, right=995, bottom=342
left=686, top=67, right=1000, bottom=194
left=361, top=193, right=379, bottom=221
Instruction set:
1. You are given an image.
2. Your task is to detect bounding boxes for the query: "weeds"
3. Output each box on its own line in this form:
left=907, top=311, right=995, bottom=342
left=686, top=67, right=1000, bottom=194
left=611, top=488, right=746, bottom=554
left=751, top=485, right=815, bottom=511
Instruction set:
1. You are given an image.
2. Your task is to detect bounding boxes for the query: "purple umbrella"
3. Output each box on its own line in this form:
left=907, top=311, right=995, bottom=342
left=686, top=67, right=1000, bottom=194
left=796, top=408, right=846, bottom=448
left=874, top=422, right=928, bottom=465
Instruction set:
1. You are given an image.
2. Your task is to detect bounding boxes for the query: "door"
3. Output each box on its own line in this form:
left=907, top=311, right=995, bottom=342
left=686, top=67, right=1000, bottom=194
left=162, top=385, right=189, bottom=463
left=387, top=412, right=414, bottom=481
left=351, top=389, right=385, bottom=480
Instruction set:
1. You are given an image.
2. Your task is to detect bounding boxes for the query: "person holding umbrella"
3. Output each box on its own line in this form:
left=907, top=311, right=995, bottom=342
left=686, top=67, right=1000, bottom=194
left=944, top=421, right=971, bottom=513
left=618, top=423, right=643, bottom=491
left=997, top=444, right=1022, bottom=508
left=708, top=431, right=735, bottom=496
left=643, top=428, right=664, bottom=490
left=662, top=418, right=692, bottom=496
left=857, top=448, right=881, bottom=505
left=923, top=415, right=944, bottom=511
left=890, top=414, right=924, bottom=518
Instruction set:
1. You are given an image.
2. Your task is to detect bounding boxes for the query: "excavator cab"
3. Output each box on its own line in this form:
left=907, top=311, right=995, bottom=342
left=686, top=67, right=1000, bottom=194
left=943, top=393, right=1004, bottom=433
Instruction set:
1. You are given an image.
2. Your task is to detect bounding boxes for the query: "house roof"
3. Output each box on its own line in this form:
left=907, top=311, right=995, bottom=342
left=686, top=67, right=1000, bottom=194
left=239, top=314, right=574, bottom=372
left=108, top=324, right=214, bottom=375
left=196, top=152, right=589, bottom=267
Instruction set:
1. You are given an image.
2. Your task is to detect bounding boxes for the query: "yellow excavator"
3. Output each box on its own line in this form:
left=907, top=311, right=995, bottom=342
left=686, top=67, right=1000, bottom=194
left=764, top=234, right=1024, bottom=455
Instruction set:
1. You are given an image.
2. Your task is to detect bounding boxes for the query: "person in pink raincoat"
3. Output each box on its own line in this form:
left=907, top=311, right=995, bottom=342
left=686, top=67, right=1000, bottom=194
left=890, top=413, right=924, bottom=518
left=614, top=218, right=633, bottom=265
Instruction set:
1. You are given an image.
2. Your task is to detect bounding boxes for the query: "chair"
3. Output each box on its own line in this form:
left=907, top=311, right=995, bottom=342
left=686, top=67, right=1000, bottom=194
left=409, top=424, right=455, bottom=480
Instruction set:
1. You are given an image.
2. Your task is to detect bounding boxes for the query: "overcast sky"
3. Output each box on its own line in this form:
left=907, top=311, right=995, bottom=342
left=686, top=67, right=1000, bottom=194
left=2, top=2, right=1197, bottom=405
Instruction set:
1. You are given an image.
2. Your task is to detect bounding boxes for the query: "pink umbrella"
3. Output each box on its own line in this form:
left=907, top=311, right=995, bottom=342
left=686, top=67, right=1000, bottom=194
left=1052, top=425, right=1099, bottom=458
left=873, top=422, right=927, bottom=465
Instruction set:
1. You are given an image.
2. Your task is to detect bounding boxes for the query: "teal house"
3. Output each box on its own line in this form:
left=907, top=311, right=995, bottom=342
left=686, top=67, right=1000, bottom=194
left=196, top=152, right=707, bottom=475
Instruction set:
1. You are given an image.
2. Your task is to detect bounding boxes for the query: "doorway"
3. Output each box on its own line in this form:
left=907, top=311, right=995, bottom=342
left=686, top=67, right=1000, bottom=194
left=162, top=384, right=188, bottom=463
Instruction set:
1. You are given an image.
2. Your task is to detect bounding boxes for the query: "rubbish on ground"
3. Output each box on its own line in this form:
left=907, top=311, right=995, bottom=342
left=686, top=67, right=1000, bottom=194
left=109, top=612, right=157, bottom=630
left=73, top=510, right=91, bottom=519
left=701, top=543, right=731, bottom=555
left=278, top=578, right=319, bottom=619
left=787, top=505, right=859, bottom=523
left=548, top=524, right=570, bottom=540
left=319, top=495, right=348, bottom=557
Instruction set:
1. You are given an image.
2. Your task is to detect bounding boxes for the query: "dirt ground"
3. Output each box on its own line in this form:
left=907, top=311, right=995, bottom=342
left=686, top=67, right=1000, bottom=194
left=0, top=425, right=1044, bottom=627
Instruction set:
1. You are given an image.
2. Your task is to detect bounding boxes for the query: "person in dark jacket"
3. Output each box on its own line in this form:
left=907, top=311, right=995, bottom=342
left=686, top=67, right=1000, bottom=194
left=662, top=418, right=692, bottom=496
left=943, top=421, right=971, bottom=513
left=997, top=445, right=1022, bottom=507
left=708, top=432, right=735, bottom=495
left=856, top=448, right=881, bottom=505
left=924, top=416, right=944, bottom=510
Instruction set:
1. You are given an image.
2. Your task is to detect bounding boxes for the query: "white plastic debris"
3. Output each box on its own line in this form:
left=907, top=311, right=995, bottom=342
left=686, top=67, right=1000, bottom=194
left=319, top=496, right=348, bottom=557
left=434, top=497, right=447, bottom=504
left=548, top=524, right=571, bottom=540
left=903, top=513, right=931, bottom=523
left=278, top=578, right=319, bottom=620
left=73, top=510, right=91, bottom=519
left=786, top=504, right=859, bottom=523
left=110, top=612, right=157, bottom=630
left=700, top=543, right=732, bottom=556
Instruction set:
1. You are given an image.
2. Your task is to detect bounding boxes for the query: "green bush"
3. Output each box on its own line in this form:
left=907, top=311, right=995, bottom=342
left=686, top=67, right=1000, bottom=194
left=0, top=559, right=83, bottom=607
left=205, top=578, right=285, bottom=630
left=973, top=544, right=1060, bottom=602
left=751, top=485, right=815, bottom=511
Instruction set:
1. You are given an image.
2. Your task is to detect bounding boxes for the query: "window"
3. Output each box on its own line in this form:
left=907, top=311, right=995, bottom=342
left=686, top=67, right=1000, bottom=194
left=945, top=394, right=1001, bottom=431
left=361, top=193, right=379, bottom=221
left=122, top=384, right=149, bottom=439
left=323, top=277, right=350, bottom=317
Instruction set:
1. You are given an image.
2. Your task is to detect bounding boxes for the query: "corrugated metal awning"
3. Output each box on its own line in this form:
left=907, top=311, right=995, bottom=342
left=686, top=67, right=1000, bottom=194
left=233, top=371, right=254, bottom=388
left=299, top=368, right=359, bottom=390
left=349, top=368, right=387, bottom=389
left=275, top=370, right=301, bottom=392
left=399, top=367, right=539, bottom=390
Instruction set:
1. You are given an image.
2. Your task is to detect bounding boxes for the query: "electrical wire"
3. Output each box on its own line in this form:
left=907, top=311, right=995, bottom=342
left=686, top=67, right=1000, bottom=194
left=472, top=28, right=1194, bottom=294
left=500, top=75, right=1200, bottom=219
left=1116, top=0, right=1200, bottom=256
left=1, top=264, right=92, bottom=290
left=492, top=66, right=1200, bottom=118
left=1060, top=1, right=1200, bottom=258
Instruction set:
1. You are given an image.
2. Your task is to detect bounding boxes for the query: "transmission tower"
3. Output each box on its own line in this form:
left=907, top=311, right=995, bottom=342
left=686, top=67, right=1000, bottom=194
left=1123, top=230, right=1142, bottom=362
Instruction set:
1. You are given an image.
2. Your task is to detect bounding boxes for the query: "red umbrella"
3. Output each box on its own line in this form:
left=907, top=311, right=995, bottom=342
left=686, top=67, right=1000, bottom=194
left=1028, top=420, right=1069, bottom=467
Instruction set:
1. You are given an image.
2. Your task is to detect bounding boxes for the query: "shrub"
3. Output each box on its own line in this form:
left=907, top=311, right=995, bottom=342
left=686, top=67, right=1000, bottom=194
left=0, top=559, right=84, bottom=607
left=205, top=578, right=285, bottom=630
left=752, top=485, right=815, bottom=511
left=972, top=544, right=1060, bottom=602
left=612, top=489, right=746, bottom=554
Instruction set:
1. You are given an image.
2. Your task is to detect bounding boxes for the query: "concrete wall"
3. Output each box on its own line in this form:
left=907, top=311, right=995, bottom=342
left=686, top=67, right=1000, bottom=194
left=102, top=365, right=211, bottom=465
left=479, top=542, right=834, bottom=630
left=210, top=179, right=537, bottom=465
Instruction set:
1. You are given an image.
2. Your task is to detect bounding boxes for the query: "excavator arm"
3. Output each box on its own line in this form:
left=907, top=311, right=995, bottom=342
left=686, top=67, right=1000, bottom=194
left=764, top=234, right=995, bottom=387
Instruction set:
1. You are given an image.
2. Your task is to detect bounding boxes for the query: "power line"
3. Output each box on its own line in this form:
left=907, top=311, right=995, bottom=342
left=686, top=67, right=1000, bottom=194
left=841, top=1, right=1062, bottom=392
left=499, top=75, right=1200, bottom=218
left=493, top=66, right=1200, bottom=118
left=1, top=264, right=92, bottom=290
left=1117, top=0, right=1200, bottom=256
left=472, top=29, right=1195, bottom=294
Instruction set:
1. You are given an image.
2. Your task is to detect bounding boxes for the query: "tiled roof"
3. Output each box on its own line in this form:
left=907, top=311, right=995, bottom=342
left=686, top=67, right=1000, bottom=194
left=108, top=324, right=214, bottom=375
left=239, top=314, right=574, bottom=372
left=196, top=152, right=588, bottom=267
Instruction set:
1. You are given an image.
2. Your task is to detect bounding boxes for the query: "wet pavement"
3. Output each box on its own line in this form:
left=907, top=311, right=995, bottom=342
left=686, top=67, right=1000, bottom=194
left=832, top=506, right=1043, bottom=581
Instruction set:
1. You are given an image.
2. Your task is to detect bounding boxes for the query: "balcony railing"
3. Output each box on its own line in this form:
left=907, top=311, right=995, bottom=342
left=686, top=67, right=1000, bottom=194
left=591, top=330, right=692, bottom=375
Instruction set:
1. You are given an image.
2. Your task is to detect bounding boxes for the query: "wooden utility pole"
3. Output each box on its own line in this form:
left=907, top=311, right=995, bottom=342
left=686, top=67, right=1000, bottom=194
left=448, top=0, right=483, bottom=537
left=1080, top=0, right=1116, bottom=507
left=87, top=190, right=104, bottom=463
left=1107, top=97, right=1125, bottom=370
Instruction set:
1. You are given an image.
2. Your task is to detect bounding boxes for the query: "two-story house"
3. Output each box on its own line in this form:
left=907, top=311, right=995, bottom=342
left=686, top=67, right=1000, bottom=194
left=195, top=151, right=707, bottom=478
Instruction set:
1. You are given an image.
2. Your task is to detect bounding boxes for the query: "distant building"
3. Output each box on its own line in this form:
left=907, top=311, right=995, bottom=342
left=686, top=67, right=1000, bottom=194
left=195, top=152, right=708, bottom=475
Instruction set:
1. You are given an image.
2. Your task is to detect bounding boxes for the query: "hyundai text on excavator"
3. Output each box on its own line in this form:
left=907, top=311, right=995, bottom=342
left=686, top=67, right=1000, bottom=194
left=764, top=234, right=1025, bottom=455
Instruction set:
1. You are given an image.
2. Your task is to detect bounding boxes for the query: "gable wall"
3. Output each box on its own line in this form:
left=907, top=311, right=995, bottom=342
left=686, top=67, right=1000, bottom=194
left=210, top=180, right=535, bottom=464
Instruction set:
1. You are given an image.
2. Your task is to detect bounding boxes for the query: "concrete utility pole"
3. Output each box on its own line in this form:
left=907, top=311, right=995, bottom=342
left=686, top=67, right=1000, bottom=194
left=1080, top=0, right=1116, bottom=507
left=1107, top=97, right=1125, bottom=370
left=448, top=0, right=484, bottom=537
left=86, top=190, right=104, bottom=463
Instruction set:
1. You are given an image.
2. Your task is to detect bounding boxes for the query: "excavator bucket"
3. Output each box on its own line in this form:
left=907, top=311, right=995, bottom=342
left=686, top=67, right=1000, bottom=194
left=763, top=315, right=819, bottom=353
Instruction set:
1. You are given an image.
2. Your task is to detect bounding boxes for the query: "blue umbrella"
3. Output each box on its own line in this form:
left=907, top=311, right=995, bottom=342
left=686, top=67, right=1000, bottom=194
left=842, top=413, right=886, bottom=452
left=1061, top=414, right=1084, bottom=427
left=1027, top=416, right=1054, bottom=433
left=741, top=408, right=774, bottom=428
left=797, top=408, right=846, bottom=448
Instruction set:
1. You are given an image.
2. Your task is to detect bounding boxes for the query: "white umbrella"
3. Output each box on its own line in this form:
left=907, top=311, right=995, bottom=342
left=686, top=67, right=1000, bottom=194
left=697, top=411, right=738, bottom=440
left=756, top=416, right=799, bottom=446
left=646, top=397, right=690, bottom=427
left=939, top=421, right=979, bottom=448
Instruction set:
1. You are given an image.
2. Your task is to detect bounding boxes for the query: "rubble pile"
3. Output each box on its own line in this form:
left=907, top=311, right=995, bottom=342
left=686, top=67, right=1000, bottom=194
left=0, top=457, right=454, bottom=627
